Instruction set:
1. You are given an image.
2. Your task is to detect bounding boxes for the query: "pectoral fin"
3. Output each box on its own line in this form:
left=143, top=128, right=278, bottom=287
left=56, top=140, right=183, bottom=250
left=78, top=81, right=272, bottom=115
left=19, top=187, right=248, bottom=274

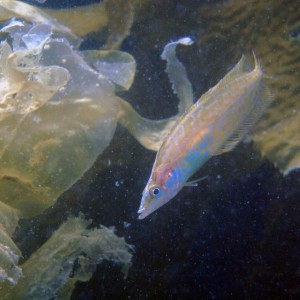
left=184, top=176, right=208, bottom=187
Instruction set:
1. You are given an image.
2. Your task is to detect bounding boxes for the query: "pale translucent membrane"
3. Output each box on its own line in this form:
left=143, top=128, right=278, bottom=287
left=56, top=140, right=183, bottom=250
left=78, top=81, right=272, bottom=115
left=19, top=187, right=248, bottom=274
left=22, top=24, right=52, bottom=49
left=82, top=50, right=136, bottom=91
left=0, top=0, right=77, bottom=43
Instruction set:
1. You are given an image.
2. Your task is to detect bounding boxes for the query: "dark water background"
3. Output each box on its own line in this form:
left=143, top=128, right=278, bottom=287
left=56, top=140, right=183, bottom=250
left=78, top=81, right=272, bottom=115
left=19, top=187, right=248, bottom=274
left=17, top=0, right=300, bottom=299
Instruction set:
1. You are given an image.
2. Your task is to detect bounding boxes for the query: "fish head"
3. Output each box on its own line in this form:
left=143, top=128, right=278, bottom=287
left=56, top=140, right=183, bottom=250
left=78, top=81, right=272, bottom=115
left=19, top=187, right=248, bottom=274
left=138, top=165, right=182, bottom=219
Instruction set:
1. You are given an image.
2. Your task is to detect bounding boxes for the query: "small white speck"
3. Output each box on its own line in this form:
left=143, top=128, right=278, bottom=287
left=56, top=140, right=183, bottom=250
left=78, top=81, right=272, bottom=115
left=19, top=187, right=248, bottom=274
left=115, top=179, right=124, bottom=187
left=33, top=116, right=41, bottom=123
left=123, top=222, right=131, bottom=229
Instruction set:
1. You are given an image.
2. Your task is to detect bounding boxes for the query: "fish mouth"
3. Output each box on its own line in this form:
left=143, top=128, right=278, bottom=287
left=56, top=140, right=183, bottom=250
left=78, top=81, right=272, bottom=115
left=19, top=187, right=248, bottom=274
left=137, top=198, right=162, bottom=220
left=138, top=189, right=169, bottom=219
left=138, top=210, right=146, bottom=220
left=138, top=207, right=150, bottom=220
left=137, top=203, right=148, bottom=219
left=138, top=192, right=150, bottom=219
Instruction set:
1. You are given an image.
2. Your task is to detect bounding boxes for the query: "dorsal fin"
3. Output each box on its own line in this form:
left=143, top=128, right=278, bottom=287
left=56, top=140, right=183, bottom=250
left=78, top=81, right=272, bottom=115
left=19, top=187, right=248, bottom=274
left=215, top=78, right=273, bottom=155
left=211, top=55, right=253, bottom=92
left=195, top=55, right=252, bottom=110
left=225, top=55, right=250, bottom=76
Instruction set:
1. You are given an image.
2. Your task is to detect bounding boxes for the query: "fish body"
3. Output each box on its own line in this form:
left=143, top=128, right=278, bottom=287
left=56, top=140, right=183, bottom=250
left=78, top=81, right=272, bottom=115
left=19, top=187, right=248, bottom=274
left=138, top=53, right=272, bottom=219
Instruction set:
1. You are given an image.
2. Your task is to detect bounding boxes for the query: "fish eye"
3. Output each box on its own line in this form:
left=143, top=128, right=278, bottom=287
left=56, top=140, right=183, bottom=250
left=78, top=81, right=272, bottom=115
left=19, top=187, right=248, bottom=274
left=149, top=185, right=162, bottom=199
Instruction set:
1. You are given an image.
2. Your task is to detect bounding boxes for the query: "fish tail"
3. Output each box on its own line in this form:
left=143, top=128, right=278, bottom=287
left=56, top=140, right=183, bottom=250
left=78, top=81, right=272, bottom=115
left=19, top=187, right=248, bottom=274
left=252, top=50, right=273, bottom=80
left=253, top=52, right=274, bottom=104
left=252, top=50, right=264, bottom=74
left=251, top=51, right=274, bottom=105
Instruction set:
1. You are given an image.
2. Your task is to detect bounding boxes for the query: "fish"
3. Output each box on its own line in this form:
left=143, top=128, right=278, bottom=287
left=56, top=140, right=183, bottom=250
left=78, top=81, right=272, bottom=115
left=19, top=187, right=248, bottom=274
left=138, top=53, right=272, bottom=219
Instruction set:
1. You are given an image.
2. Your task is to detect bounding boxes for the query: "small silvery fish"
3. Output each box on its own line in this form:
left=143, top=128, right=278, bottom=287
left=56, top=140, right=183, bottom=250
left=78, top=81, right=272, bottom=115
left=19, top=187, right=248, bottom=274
left=138, top=53, right=272, bottom=219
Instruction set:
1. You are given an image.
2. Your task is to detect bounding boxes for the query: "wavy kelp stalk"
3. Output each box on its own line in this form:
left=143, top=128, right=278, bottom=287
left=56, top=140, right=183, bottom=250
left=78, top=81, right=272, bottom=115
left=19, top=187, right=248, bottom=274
left=197, top=0, right=300, bottom=174
left=0, top=216, right=133, bottom=299
left=118, top=37, right=194, bottom=151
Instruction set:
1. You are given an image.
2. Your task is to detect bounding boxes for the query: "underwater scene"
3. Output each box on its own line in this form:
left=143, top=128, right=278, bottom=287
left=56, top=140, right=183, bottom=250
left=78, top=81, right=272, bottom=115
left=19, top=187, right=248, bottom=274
left=0, top=0, right=299, bottom=299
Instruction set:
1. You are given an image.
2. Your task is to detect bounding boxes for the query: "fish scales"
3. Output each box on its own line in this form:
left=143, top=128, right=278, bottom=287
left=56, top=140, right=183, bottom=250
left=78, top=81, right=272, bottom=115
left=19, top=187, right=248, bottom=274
left=138, top=53, right=271, bottom=219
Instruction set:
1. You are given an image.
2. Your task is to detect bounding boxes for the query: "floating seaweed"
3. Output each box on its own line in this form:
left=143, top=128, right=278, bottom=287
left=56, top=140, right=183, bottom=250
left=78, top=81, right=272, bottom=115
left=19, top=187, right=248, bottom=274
left=0, top=16, right=136, bottom=289
left=0, top=0, right=194, bottom=293
left=0, top=216, right=133, bottom=299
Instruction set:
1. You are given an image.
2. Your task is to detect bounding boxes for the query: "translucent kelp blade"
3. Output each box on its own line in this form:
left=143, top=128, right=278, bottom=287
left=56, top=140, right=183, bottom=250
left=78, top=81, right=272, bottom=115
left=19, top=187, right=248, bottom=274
left=83, top=50, right=136, bottom=91
left=0, top=216, right=133, bottom=299
left=21, top=23, right=52, bottom=49
left=161, top=37, right=194, bottom=114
